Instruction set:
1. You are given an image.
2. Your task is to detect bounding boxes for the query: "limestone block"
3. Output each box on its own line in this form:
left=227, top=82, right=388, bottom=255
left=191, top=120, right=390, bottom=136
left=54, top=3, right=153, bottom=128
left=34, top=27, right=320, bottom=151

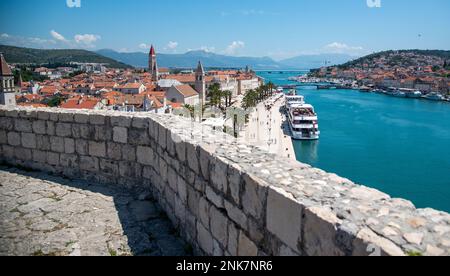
left=303, top=206, right=345, bottom=256
left=210, top=157, right=228, bottom=194
left=89, top=114, right=105, bottom=125
left=79, top=156, right=99, bottom=172
left=136, top=146, right=154, bottom=166
left=64, top=138, right=75, bottom=154
left=267, top=186, right=302, bottom=250
left=113, top=127, right=128, bottom=144
left=15, top=119, right=32, bottom=132
left=55, top=123, right=72, bottom=137
left=210, top=206, right=229, bottom=246
left=32, top=120, right=46, bottom=135
left=242, top=174, right=266, bottom=220
left=21, top=133, right=36, bottom=149
left=50, top=136, right=65, bottom=153
left=352, top=228, right=405, bottom=256
left=7, top=132, right=21, bottom=146
left=197, top=221, right=213, bottom=255
left=89, top=141, right=106, bottom=158
left=238, top=231, right=258, bottom=256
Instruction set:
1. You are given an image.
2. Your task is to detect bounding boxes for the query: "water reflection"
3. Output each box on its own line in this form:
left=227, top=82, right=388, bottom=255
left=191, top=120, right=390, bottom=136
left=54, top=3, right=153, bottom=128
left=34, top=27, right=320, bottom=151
left=294, top=140, right=319, bottom=164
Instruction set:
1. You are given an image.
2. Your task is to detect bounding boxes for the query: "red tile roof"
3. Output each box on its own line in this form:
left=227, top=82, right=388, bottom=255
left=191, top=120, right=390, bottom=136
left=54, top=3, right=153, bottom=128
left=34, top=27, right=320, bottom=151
left=175, top=85, right=199, bottom=98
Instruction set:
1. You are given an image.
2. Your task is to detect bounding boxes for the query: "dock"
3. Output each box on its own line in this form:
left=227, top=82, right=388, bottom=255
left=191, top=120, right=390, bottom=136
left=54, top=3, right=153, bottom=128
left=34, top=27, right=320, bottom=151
left=240, top=95, right=296, bottom=161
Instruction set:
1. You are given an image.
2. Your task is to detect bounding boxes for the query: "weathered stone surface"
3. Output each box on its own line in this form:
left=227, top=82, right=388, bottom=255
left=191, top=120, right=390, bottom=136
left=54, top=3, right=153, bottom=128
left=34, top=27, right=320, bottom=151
left=210, top=206, right=229, bottom=246
left=113, top=127, right=128, bottom=144
left=7, top=132, right=21, bottom=146
left=241, top=174, right=266, bottom=220
left=303, top=206, right=345, bottom=256
left=0, top=167, right=189, bottom=256
left=64, top=138, right=75, bottom=154
left=211, top=157, right=228, bottom=194
left=55, top=123, right=72, bottom=137
left=89, top=141, right=106, bottom=158
left=136, top=146, right=154, bottom=166
left=21, top=132, right=36, bottom=149
left=206, top=186, right=224, bottom=209
left=32, top=120, right=47, bottom=135
left=197, top=221, right=213, bottom=255
left=237, top=231, right=258, bottom=256
left=50, top=136, right=65, bottom=153
left=352, top=228, right=405, bottom=256
left=267, top=187, right=302, bottom=249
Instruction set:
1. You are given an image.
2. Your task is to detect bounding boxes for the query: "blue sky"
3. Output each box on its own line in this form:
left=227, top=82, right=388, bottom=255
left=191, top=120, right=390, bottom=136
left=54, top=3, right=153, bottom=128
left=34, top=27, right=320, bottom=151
left=0, top=0, right=449, bottom=60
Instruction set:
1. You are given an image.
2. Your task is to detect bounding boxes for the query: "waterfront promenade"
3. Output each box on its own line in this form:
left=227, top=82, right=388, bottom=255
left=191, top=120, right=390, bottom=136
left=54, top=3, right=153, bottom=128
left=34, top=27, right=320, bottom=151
left=240, top=95, right=296, bottom=161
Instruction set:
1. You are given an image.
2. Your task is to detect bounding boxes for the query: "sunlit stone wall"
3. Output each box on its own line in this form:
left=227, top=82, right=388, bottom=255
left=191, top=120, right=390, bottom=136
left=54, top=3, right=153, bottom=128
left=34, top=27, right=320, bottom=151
left=1, top=106, right=449, bottom=256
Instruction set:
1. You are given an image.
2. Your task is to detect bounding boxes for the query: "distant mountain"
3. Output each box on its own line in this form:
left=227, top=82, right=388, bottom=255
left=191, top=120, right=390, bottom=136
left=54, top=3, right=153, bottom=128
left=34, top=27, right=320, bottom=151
left=0, top=45, right=131, bottom=69
left=96, top=49, right=357, bottom=70
left=279, top=54, right=357, bottom=69
left=96, top=49, right=283, bottom=70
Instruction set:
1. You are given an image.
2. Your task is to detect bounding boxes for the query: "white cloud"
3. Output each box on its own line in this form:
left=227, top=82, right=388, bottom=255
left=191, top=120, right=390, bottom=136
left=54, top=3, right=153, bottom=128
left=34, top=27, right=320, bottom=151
left=167, top=41, right=178, bottom=50
left=74, top=34, right=101, bottom=46
left=200, top=46, right=215, bottom=52
left=0, top=33, right=56, bottom=49
left=139, top=43, right=150, bottom=50
left=224, top=41, right=245, bottom=55
left=324, top=42, right=364, bottom=55
left=50, top=30, right=67, bottom=42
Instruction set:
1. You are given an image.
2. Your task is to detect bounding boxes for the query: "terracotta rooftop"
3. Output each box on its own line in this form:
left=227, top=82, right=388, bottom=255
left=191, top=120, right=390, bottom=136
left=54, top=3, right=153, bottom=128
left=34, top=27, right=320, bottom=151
left=174, top=84, right=199, bottom=98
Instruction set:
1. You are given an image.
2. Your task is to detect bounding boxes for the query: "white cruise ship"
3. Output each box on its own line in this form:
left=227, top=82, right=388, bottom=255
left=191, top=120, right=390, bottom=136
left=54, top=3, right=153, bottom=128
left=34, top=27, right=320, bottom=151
left=285, top=94, right=320, bottom=140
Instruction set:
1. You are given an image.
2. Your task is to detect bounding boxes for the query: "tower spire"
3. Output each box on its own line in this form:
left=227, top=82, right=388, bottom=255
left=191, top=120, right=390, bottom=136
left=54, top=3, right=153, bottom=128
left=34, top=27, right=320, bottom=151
left=195, top=60, right=206, bottom=106
left=148, top=45, right=159, bottom=82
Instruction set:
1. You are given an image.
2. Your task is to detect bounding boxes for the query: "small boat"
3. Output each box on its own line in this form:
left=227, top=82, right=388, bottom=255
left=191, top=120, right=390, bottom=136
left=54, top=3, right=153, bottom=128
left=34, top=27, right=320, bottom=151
left=359, top=86, right=372, bottom=93
left=424, top=92, right=445, bottom=101
left=405, top=91, right=423, bottom=98
left=392, top=91, right=406, bottom=98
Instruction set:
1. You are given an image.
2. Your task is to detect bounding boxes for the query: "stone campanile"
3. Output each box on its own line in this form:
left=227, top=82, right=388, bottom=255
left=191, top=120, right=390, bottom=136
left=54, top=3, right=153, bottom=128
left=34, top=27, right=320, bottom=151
left=195, top=61, right=206, bottom=105
left=149, top=45, right=159, bottom=82
left=0, top=53, right=16, bottom=106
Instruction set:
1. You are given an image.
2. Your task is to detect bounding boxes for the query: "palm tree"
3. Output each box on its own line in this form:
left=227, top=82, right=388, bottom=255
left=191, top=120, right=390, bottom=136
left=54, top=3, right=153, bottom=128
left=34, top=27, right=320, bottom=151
left=183, top=104, right=195, bottom=120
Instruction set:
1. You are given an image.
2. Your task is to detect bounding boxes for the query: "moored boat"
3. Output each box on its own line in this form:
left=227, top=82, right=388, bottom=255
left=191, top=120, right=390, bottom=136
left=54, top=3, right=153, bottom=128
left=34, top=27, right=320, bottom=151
left=285, top=94, right=320, bottom=140
left=424, top=92, right=445, bottom=101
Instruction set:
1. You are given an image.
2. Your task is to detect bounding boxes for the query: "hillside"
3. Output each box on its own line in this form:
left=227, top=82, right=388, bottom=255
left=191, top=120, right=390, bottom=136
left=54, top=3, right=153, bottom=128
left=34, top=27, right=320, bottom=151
left=338, top=49, right=450, bottom=70
left=0, top=45, right=132, bottom=69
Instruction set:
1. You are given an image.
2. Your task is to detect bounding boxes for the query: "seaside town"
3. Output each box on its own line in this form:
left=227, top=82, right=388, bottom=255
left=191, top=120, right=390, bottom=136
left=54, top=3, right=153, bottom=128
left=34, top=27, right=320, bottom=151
left=0, top=46, right=264, bottom=114
left=299, top=50, right=450, bottom=101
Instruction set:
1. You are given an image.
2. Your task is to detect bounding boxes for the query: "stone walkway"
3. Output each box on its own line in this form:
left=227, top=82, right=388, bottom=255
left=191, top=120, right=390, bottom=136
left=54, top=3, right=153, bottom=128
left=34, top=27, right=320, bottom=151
left=0, top=166, right=191, bottom=256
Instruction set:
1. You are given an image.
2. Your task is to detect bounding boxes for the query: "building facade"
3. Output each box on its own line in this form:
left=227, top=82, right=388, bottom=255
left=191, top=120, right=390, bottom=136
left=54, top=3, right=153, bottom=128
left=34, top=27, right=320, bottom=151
left=0, top=53, right=16, bottom=106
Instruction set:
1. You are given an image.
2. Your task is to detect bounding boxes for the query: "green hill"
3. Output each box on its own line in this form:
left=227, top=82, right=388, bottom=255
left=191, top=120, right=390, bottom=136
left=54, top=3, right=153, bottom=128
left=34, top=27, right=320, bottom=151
left=338, top=49, right=450, bottom=69
left=0, top=45, right=132, bottom=69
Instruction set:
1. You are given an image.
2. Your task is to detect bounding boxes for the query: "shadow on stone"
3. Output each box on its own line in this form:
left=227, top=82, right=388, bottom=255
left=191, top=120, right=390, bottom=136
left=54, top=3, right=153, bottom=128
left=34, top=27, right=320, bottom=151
left=0, top=165, right=191, bottom=256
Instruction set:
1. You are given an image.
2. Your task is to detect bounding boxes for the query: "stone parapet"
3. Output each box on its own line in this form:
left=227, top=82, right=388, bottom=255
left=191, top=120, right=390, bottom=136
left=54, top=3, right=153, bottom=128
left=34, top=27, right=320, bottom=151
left=1, top=106, right=449, bottom=256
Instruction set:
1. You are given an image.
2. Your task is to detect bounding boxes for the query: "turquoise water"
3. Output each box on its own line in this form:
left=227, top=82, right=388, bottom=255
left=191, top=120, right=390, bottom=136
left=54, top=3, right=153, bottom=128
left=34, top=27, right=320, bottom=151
left=257, top=71, right=450, bottom=212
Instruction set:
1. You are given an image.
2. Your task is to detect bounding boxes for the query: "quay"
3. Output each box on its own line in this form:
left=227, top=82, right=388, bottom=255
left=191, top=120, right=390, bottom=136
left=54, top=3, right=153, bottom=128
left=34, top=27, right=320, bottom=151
left=240, top=94, right=296, bottom=161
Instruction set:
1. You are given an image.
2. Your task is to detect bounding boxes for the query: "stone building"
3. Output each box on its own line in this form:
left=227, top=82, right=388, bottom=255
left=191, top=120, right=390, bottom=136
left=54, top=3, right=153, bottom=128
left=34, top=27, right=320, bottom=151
left=166, top=84, right=199, bottom=106
left=195, top=61, right=206, bottom=105
left=0, top=53, right=16, bottom=106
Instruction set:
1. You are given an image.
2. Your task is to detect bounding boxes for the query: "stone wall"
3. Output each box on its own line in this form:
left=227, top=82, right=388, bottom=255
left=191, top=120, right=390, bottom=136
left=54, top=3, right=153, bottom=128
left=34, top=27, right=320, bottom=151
left=1, top=106, right=449, bottom=256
